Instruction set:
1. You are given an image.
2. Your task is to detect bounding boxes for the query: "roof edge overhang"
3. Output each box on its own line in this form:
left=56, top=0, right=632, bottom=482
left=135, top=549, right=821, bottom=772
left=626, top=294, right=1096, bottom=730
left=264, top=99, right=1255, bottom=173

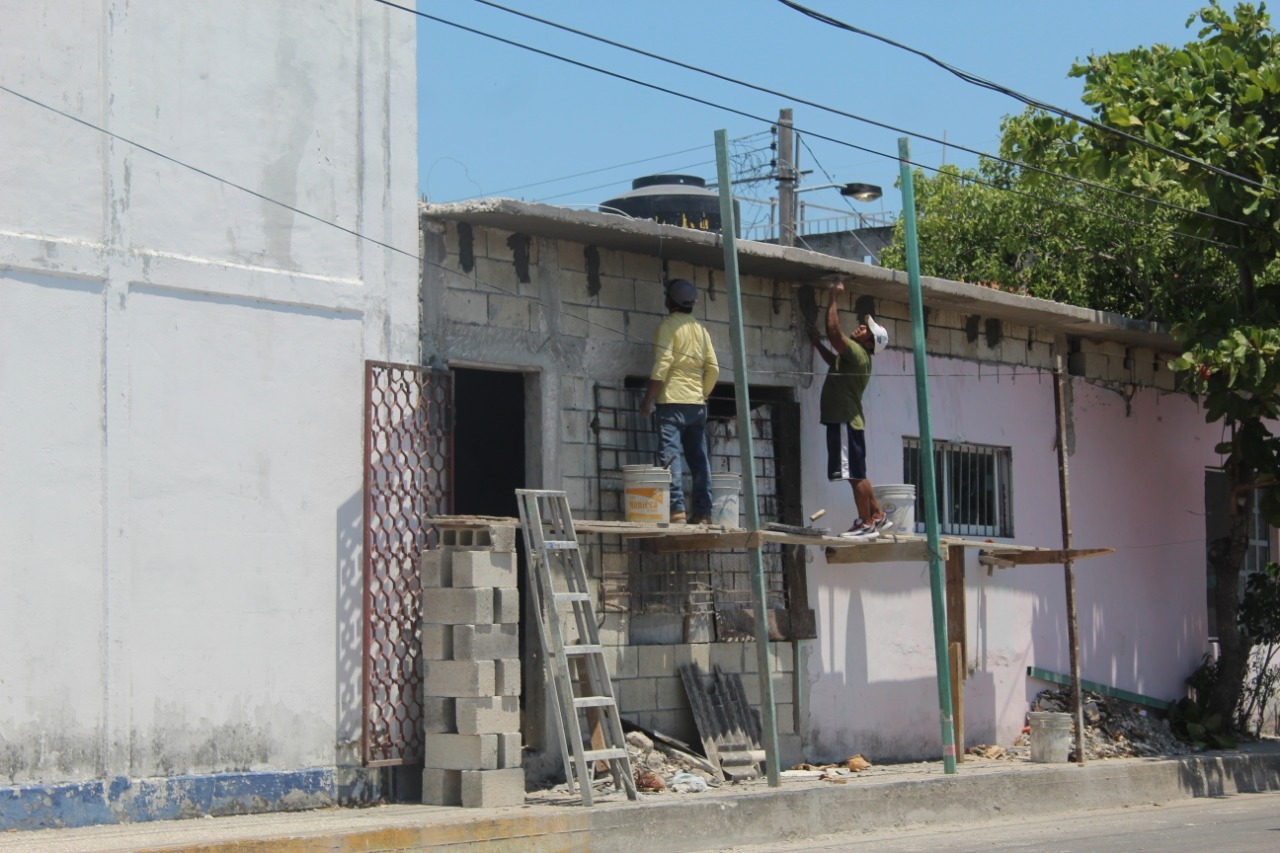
left=421, top=198, right=1178, bottom=352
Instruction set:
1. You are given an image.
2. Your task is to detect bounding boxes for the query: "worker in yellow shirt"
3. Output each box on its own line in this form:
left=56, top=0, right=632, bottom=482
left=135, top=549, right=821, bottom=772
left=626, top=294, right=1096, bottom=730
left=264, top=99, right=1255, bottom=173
left=639, top=279, right=720, bottom=524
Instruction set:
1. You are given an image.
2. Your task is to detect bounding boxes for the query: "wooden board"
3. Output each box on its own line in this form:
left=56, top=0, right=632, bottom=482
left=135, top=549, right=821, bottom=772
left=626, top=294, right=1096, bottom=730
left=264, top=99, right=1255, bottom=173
left=979, top=547, right=1114, bottom=566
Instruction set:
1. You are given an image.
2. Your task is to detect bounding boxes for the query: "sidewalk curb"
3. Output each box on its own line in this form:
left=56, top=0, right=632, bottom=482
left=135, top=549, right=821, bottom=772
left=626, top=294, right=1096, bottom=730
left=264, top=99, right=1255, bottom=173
left=9, top=749, right=1280, bottom=853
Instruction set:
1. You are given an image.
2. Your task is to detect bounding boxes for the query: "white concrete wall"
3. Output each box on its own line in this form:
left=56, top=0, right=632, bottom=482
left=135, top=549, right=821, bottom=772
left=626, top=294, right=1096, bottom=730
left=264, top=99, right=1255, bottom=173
left=802, top=347, right=1215, bottom=762
left=0, top=0, right=417, bottom=786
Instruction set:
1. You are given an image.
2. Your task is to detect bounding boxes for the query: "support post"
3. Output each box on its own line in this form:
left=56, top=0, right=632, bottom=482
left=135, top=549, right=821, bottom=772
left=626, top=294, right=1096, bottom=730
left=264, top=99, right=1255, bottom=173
left=945, top=546, right=966, bottom=760
left=898, top=137, right=957, bottom=773
left=715, top=129, right=781, bottom=786
left=777, top=108, right=796, bottom=247
left=1053, top=348, right=1086, bottom=764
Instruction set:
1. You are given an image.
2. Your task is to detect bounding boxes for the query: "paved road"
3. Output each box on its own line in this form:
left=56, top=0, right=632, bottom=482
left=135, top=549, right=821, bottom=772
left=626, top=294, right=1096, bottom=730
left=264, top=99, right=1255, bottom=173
left=710, top=790, right=1280, bottom=852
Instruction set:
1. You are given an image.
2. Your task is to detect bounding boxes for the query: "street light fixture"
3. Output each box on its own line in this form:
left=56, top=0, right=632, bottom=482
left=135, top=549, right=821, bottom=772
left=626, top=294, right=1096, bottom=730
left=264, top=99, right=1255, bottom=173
left=795, top=182, right=883, bottom=202
left=839, top=182, right=883, bottom=203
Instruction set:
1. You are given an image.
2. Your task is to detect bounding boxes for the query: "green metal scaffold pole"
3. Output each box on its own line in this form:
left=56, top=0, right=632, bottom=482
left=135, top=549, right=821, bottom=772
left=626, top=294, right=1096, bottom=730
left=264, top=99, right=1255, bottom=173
left=898, top=136, right=958, bottom=774
left=714, top=128, right=781, bottom=786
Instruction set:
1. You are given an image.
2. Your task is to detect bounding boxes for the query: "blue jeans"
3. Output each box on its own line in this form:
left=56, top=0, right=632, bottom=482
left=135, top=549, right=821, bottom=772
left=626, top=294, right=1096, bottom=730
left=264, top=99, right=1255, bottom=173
left=656, top=403, right=711, bottom=517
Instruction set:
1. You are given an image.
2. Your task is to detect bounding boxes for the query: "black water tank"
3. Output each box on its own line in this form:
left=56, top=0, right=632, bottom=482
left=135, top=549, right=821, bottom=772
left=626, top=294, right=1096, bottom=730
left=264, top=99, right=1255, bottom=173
left=600, top=175, right=739, bottom=236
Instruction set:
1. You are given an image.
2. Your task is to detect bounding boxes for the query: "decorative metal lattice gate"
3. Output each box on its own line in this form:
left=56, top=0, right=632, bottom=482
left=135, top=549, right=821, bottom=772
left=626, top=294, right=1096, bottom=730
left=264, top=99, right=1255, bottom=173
left=362, top=361, right=452, bottom=766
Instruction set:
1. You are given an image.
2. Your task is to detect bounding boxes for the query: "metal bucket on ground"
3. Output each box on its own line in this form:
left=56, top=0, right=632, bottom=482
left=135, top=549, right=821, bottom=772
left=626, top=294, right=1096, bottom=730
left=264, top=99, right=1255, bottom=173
left=623, top=465, right=671, bottom=524
left=872, top=483, right=916, bottom=531
left=709, top=472, right=741, bottom=527
left=1028, top=711, right=1073, bottom=763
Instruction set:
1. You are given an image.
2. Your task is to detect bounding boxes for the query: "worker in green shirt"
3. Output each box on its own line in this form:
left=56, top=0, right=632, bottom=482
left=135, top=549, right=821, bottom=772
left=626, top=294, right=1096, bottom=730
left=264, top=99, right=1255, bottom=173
left=811, top=281, right=891, bottom=539
left=640, top=279, right=720, bottom=525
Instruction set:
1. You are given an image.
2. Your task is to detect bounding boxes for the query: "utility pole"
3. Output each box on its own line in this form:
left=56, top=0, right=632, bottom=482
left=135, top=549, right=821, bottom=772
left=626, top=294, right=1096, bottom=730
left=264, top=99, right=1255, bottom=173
left=776, top=108, right=796, bottom=247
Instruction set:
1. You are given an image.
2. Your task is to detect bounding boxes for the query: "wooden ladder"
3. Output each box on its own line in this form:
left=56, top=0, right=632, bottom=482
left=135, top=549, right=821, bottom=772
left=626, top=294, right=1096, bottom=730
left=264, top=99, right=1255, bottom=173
left=516, top=489, right=637, bottom=805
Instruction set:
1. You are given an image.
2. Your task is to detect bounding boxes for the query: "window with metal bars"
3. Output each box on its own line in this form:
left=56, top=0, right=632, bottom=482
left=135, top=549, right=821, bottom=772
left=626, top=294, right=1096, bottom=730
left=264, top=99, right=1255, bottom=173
left=902, top=437, right=1013, bottom=537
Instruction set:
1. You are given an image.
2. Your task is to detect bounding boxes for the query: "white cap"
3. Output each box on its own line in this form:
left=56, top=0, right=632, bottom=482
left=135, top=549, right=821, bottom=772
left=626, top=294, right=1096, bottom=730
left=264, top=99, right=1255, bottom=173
left=865, top=315, right=889, bottom=353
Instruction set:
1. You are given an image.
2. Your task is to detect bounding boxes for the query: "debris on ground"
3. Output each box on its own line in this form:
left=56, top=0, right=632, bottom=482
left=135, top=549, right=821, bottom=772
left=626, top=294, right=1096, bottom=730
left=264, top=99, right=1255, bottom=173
left=1015, top=687, right=1192, bottom=759
left=966, top=744, right=1008, bottom=760
left=783, top=754, right=874, bottom=782
left=622, top=729, right=720, bottom=794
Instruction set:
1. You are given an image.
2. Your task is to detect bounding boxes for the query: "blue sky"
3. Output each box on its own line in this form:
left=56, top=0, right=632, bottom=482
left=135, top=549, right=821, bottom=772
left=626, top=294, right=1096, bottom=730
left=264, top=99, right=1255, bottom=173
left=416, top=0, right=1210, bottom=233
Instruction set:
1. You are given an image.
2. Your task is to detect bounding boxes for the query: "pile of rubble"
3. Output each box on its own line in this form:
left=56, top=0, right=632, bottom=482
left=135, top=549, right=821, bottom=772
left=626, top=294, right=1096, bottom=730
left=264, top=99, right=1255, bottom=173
left=1015, top=687, right=1192, bottom=759
left=623, top=729, right=721, bottom=793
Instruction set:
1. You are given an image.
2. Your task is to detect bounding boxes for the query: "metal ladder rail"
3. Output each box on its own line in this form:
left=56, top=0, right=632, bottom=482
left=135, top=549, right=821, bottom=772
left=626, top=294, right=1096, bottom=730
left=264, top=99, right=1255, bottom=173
left=516, top=489, right=636, bottom=805
left=516, top=491, right=577, bottom=797
left=540, top=491, right=636, bottom=801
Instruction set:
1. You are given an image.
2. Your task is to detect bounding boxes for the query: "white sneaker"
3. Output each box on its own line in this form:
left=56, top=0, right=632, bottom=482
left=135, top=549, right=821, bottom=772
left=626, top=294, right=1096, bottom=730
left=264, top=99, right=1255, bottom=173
left=839, top=520, right=879, bottom=540
left=872, top=513, right=894, bottom=532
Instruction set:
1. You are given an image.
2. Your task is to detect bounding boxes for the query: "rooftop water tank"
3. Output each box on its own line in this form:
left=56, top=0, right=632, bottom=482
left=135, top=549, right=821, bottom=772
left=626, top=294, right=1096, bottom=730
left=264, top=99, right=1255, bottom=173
left=600, top=175, right=739, bottom=236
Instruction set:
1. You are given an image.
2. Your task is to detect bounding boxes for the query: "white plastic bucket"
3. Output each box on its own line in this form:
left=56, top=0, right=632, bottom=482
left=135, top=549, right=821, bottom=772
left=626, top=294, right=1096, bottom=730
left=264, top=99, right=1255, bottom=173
left=873, top=484, right=916, bottom=531
left=623, top=465, right=671, bottom=524
left=709, top=472, right=741, bottom=527
left=1028, top=711, right=1073, bottom=763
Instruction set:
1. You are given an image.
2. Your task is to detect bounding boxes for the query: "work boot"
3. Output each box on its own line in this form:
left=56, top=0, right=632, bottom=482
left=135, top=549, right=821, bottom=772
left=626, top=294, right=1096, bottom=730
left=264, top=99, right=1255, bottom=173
left=669, top=511, right=687, bottom=524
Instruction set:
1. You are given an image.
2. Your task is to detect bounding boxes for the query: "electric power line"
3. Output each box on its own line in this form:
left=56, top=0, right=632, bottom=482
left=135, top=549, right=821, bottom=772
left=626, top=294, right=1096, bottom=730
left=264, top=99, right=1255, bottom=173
left=775, top=0, right=1272, bottom=194
left=399, top=1, right=1236, bottom=251
left=428, top=0, right=1253, bottom=235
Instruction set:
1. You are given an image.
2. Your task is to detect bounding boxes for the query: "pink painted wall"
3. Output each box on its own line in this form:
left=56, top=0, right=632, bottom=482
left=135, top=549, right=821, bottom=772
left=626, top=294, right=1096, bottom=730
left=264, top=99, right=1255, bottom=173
left=801, top=351, right=1216, bottom=762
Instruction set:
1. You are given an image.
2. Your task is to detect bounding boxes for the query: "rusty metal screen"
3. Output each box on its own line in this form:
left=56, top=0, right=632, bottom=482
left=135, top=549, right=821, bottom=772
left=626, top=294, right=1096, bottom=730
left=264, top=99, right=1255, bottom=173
left=362, top=361, right=452, bottom=766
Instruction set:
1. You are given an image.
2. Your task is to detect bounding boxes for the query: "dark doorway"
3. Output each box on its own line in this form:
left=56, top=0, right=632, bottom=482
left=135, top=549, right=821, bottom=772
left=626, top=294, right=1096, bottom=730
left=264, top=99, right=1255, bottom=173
left=450, top=368, right=544, bottom=755
left=452, top=368, right=525, bottom=518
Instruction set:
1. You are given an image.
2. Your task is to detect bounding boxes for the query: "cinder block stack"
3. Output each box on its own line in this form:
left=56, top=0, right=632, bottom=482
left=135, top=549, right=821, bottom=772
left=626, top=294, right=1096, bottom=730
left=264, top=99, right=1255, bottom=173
left=421, top=524, right=525, bottom=808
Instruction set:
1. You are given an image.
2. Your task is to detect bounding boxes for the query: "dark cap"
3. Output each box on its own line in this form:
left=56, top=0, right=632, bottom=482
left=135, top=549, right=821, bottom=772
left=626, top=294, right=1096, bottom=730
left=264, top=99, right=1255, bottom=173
left=664, top=278, right=698, bottom=308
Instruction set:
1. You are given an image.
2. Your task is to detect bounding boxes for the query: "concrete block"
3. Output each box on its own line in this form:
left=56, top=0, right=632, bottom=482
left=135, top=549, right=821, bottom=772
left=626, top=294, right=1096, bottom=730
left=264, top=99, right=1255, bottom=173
left=488, top=293, right=530, bottom=331
left=443, top=289, right=487, bottom=325
left=647, top=709, right=698, bottom=745
left=709, top=643, right=743, bottom=672
left=423, top=588, right=493, bottom=625
left=455, top=624, right=519, bottom=661
left=424, top=696, right=457, bottom=733
left=1068, top=351, right=1110, bottom=379
left=655, top=675, right=690, bottom=711
left=440, top=524, right=517, bottom=553
left=595, top=247, right=627, bottom=278
left=421, top=550, right=452, bottom=588
left=460, top=768, right=526, bottom=808
left=618, top=677, right=657, bottom=712
left=484, top=226, right=514, bottom=261
left=776, top=702, right=796, bottom=735
left=495, top=658, right=521, bottom=696
left=493, top=587, right=520, bottom=624
left=456, top=696, right=520, bottom=735
left=424, top=732, right=499, bottom=771
left=425, top=659, right=496, bottom=698
left=602, top=645, right=638, bottom=679
left=769, top=643, right=795, bottom=673
left=594, top=277, right=635, bottom=311
left=450, top=550, right=516, bottom=588
left=422, top=767, right=461, bottom=806
left=497, top=731, right=523, bottom=769
left=638, top=645, right=676, bottom=678
left=422, top=624, right=453, bottom=661
left=587, top=307, right=629, bottom=342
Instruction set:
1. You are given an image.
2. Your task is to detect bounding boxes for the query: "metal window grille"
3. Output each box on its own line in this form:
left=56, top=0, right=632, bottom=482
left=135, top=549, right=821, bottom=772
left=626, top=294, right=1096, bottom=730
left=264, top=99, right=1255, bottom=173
left=593, top=384, right=786, bottom=641
left=903, top=438, right=1012, bottom=538
left=361, top=361, right=452, bottom=766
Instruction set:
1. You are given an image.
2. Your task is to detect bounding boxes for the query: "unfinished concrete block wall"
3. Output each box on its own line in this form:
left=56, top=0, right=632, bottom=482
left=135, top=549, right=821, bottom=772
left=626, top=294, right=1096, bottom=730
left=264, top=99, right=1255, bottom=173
left=418, top=210, right=1178, bottom=774
left=421, top=526, right=525, bottom=808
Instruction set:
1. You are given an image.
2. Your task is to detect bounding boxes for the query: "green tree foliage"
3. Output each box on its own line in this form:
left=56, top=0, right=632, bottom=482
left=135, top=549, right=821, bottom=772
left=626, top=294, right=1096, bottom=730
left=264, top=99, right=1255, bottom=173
left=879, top=157, right=1238, bottom=321
left=885, top=2, right=1280, bottom=730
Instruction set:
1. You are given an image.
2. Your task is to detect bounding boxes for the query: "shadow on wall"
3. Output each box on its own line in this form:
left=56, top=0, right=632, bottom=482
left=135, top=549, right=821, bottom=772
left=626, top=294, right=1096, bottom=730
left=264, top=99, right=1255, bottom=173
left=335, top=488, right=382, bottom=804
